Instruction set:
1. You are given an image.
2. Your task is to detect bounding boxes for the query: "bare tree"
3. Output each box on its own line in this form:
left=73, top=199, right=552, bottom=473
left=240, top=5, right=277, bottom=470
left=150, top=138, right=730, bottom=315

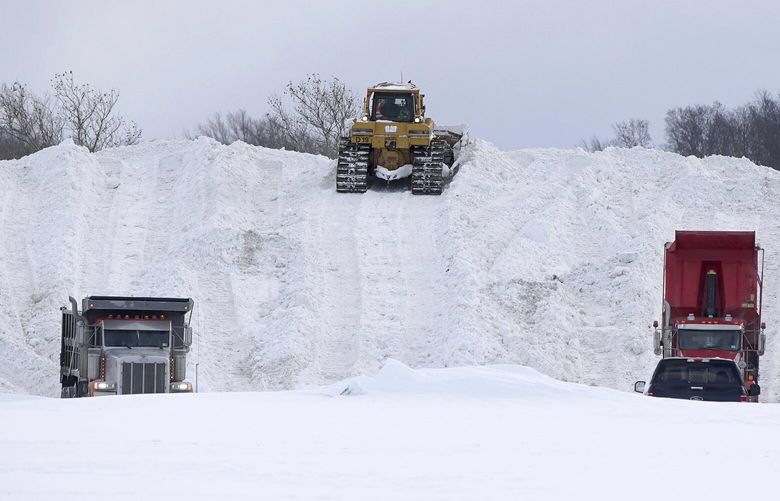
left=703, top=102, right=736, bottom=156
left=612, top=118, right=652, bottom=148
left=580, top=118, right=652, bottom=152
left=268, top=74, right=359, bottom=157
left=52, top=71, right=141, bottom=152
left=750, top=90, right=780, bottom=168
left=664, top=92, right=780, bottom=169
left=188, top=112, right=233, bottom=144
left=0, top=82, right=63, bottom=157
left=579, top=135, right=609, bottom=152
left=0, top=133, right=29, bottom=160
left=664, top=104, right=711, bottom=157
left=730, top=104, right=755, bottom=159
left=187, top=109, right=314, bottom=151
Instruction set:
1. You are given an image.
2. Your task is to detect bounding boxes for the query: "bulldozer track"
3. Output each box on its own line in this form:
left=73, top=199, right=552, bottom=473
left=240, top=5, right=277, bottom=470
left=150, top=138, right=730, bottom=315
left=336, top=138, right=370, bottom=193
left=411, top=140, right=447, bottom=195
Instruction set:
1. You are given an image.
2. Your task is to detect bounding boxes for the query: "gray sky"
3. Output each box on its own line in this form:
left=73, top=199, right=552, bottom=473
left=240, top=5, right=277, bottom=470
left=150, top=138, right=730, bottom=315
left=3, top=0, right=780, bottom=150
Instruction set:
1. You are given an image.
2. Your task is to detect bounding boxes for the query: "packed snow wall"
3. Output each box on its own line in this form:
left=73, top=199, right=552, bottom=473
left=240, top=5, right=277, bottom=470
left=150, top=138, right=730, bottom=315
left=1, top=138, right=779, bottom=399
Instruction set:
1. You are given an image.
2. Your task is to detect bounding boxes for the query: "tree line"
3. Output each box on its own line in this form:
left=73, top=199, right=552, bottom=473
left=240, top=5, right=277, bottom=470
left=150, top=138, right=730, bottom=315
left=3, top=73, right=779, bottom=171
left=185, top=74, right=358, bottom=158
left=0, top=72, right=357, bottom=160
left=0, top=72, right=141, bottom=160
left=582, top=91, right=780, bottom=170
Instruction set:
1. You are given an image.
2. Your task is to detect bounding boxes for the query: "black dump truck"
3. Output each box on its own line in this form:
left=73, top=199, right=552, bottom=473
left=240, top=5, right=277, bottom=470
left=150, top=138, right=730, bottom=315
left=59, top=296, right=194, bottom=398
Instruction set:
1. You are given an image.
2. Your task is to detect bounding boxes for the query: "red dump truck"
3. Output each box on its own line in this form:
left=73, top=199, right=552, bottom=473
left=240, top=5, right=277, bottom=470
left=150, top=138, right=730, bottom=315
left=653, top=231, right=766, bottom=401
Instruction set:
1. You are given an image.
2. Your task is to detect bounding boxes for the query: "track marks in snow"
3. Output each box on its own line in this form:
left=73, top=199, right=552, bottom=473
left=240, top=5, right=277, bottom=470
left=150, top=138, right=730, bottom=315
left=0, top=170, right=35, bottom=331
left=0, top=169, right=38, bottom=392
left=394, top=196, right=448, bottom=367
left=98, top=155, right=157, bottom=292
left=306, top=193, right=363, bottom=381
left=296, top=185, right=450, bottom=383
left=5, top=139, right=780, bottom=400
left=352, top=191, right=448, bottom=371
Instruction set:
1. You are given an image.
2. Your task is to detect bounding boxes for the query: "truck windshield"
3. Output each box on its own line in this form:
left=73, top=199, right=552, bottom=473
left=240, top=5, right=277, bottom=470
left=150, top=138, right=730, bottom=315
left=653, top=360, right=742, bottom=385
left=104, top=329, right=169, bottom=348
left=371, top=93, right=414, bottom=122
left=678, top=329, right=740, bottom=350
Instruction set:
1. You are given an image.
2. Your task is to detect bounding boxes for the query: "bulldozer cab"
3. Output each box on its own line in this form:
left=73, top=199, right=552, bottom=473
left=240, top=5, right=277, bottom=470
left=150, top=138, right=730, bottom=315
left=371, top=93, right=414, bottom=122
left=365, top=83, right=425, bottom=123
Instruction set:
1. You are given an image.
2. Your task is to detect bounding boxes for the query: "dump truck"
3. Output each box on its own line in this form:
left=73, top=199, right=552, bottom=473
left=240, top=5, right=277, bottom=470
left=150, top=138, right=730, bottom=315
left=59, top=296, right=194, bottom=398
left=336, top=82, right=466, bottom=195
left=652, top=231, right=766, bottom=400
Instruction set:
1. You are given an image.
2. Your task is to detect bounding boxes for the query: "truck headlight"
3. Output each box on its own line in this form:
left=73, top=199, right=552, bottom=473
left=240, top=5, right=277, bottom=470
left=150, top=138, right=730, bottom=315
left=170, top=382, right=192, bottom=393
left=91, top=381, right=116, bottom=391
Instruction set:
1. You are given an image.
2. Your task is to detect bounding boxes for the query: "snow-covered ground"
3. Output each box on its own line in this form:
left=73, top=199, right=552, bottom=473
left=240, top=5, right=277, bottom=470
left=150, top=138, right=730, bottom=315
left=1, top=360, right=779, bottom=500
left=1, top=138, right=779, bottom=400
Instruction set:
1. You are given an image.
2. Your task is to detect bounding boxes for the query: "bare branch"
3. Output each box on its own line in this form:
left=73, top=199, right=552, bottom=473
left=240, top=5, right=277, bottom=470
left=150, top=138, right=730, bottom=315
left=52, top=71, right=141, bottom=152
left=612, top=119, right=652, bottom=148
left=268, top=74, right=359, bottom=156
left=0, top=81, right=63, bottom=157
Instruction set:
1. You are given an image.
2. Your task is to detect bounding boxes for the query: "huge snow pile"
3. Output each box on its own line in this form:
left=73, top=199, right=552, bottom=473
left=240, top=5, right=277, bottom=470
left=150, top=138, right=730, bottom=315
left=2, top=361, right=779, bottom=500
left=1, top=138, right=779, bottom=398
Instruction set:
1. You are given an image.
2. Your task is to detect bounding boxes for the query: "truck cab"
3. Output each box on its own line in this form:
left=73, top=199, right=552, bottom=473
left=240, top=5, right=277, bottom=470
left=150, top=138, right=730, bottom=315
left=60, top=296, right=194, bottom=398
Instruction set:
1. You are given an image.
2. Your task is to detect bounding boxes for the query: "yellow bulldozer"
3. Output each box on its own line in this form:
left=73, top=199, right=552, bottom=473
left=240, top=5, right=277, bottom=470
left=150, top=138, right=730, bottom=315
left=336, top=82, right=465, bottom=195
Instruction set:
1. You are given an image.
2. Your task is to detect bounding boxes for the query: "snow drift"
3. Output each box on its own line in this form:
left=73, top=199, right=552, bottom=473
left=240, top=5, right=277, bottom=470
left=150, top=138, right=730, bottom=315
left=2, top=360, right=780, bottom=500
left=1, top=138, right=779, bottom=399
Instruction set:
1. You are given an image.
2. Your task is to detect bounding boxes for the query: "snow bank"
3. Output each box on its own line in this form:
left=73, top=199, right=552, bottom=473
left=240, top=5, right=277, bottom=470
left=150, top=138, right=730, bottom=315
left=337, top=358, right=617, bottom=400
left=2, top=364, right=779, bottom=500
left=1, top=138, right=779, bottom=399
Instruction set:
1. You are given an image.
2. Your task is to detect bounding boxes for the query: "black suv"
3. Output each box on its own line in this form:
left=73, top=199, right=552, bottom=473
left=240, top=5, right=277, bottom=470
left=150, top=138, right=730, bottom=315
left=634, top=358, right=759, bottom=402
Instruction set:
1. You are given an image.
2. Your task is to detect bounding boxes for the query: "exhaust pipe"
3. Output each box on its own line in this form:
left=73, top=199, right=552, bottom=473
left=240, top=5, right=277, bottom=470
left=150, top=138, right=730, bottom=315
left=703, top=270, right=719, bottom=317
left=69, top=296, right=81, bottom=318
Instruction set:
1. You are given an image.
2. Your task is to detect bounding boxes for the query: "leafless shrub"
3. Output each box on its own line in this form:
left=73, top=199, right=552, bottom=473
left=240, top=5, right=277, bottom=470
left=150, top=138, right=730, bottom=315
left=0, top=82, right=63, bottom=157
left=268, top=74, right=359, bottom=157
left=612, top=118, right=652, bottom=148
left=187, top=109, right=316, bottom=151
left=0, top=132, right=28, bottom=160
left=52, top=71, right=141, bottom=152
left=580, top=119, right=652, bottom=152
left=579, top=136, right=609, bottom=152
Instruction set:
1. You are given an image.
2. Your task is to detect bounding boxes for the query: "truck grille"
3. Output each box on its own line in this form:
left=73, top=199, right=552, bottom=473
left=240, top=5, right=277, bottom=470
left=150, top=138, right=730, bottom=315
left=121, top=362, right=167, bottom=394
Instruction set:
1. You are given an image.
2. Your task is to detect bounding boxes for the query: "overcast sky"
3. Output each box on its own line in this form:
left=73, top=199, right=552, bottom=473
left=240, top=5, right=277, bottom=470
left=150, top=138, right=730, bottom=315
left=3, top=1, right=780, bottom=150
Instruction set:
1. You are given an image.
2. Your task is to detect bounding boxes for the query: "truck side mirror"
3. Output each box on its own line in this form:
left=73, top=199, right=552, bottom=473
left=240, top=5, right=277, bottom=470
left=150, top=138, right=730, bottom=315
left=758, top=332, right=766, bottom=356
left=184, top=326, right=193, bottom=347
left=653, top=330, right=662, bottom=356
left=634, top=381, right=646, bottom=393
left=748, top=384, right=761, bottom=397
